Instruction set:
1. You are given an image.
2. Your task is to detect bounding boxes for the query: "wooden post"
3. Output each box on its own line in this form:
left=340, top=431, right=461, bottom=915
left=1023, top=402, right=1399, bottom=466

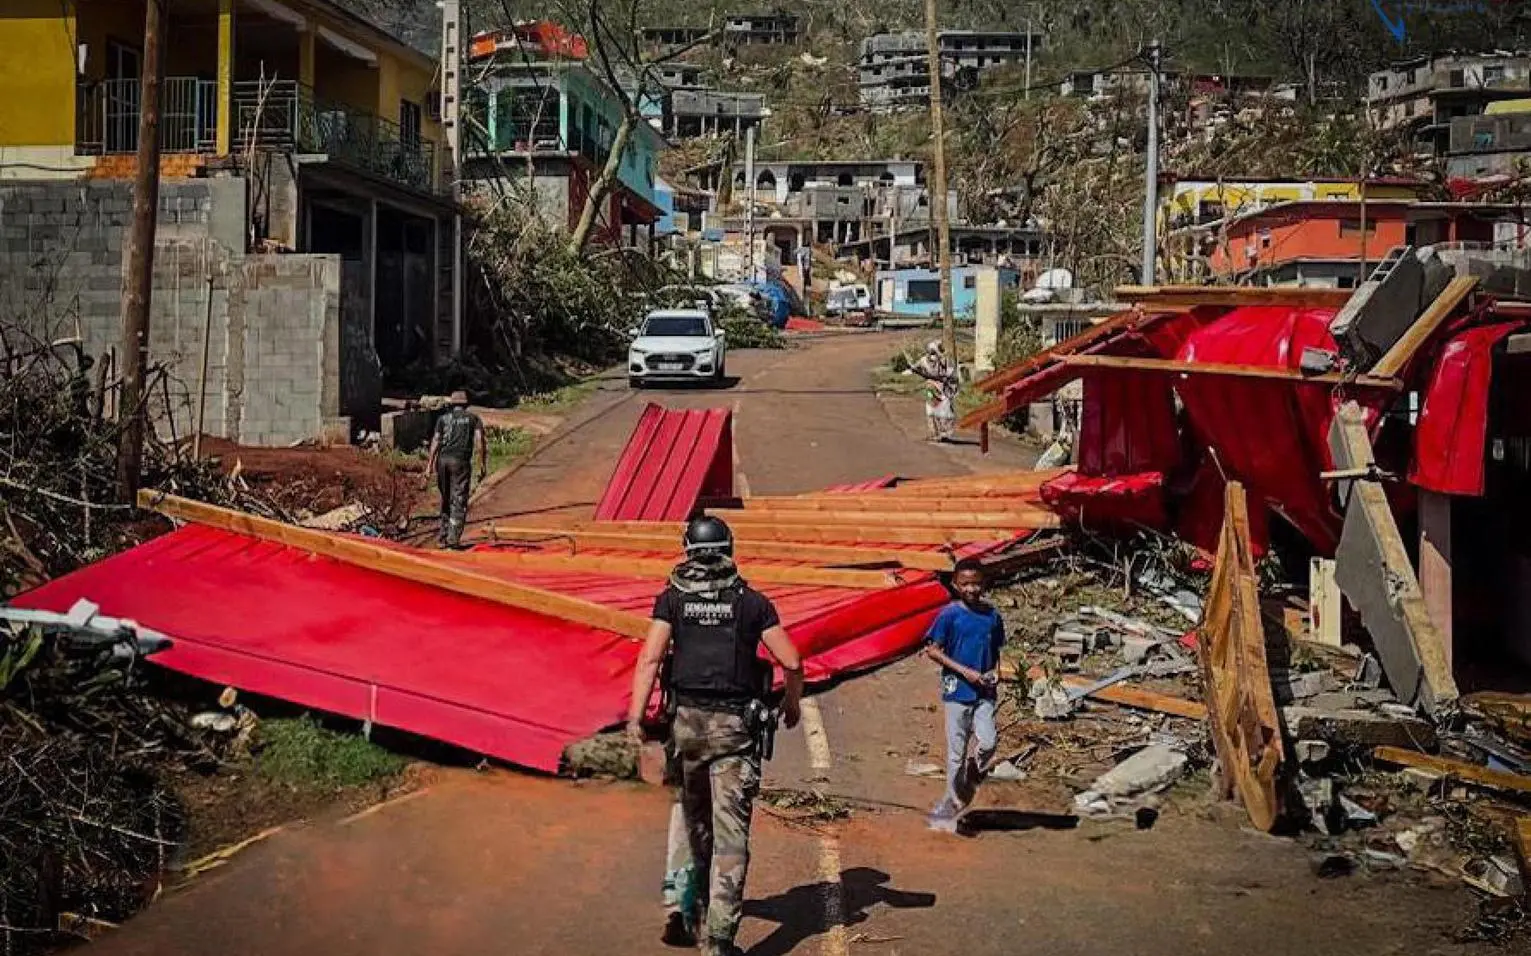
left=1418, top=489, right=1454, bottom=669
left=922, top=0, right=956, bottom=358
left=115, top=0, right=167, bottom=502
left=192, top=275, right=215, bottom=459
left=215, top=0, right=234, bottom=155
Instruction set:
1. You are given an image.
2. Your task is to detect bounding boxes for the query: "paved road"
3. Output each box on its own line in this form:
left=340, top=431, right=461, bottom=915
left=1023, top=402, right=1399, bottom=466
left=97, top=334, right=1485, bottom=956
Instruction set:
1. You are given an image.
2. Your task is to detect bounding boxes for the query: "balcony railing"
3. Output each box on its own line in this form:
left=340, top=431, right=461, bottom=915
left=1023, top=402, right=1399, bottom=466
left=76, top=77, right=219, bottom=155
left=233, top=80, right=439, bottom=193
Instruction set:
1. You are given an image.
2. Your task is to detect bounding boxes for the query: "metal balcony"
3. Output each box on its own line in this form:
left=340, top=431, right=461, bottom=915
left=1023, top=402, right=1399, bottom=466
left=76, top=77, right=219, bottom=155
left=233, top=80, right=439, bottom=194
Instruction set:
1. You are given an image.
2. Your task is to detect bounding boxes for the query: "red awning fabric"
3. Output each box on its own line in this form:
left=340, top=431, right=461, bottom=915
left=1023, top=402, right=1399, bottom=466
left=10, top=524, right=972, bottom=772
left=595, top=404, right=734, bottom=520
left=1410, top=321, right=1523, bottom=496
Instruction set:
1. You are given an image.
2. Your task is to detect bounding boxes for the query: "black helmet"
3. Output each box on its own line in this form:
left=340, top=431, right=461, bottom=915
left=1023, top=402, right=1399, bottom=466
left=683, top=515, right=734, bottom=557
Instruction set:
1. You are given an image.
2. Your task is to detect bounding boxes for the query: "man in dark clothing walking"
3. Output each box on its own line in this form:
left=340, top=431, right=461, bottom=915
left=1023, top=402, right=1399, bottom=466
left=627, top=516, right=803, bottom=956
left=425, top=390, right=487, bottom=548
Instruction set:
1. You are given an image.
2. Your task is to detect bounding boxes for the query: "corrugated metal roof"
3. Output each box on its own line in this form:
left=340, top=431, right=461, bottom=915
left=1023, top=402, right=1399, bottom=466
left=594, top=404, right=733, bottom=520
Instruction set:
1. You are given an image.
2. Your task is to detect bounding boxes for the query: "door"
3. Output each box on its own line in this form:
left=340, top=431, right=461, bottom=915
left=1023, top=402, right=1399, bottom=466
left=105, top=40, right=142, bottom=153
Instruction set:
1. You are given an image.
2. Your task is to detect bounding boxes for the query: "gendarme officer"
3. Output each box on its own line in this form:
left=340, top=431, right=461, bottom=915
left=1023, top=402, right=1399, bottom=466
left=628, top=516, right=803, bottom=956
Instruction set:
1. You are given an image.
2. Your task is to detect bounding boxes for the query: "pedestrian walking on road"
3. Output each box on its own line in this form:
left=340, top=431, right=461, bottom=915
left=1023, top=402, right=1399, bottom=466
left=913, top=340, right=959, bottom=441
left=923, top=557, right=1005, bottom=832
left=425, top=390, right=486, bottom=548
left=628, top=516, right=804, bottom=956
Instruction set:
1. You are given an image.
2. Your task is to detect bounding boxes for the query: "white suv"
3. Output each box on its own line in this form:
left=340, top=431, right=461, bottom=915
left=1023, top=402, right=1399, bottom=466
left=628, top=309, right=727, bottom=387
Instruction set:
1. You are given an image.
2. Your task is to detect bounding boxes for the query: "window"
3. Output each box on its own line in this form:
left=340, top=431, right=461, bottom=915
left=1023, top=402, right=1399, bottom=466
left=837, top=171, right=854, bottom=186
left=1449, top=69, right=1465, bottom=88
left=399, top=99, right=422, bottom=146
left=1338, top=219, right=1380, bottom=238
left=962, top=275, right=977, bottom=289
left=643, top=315, right=710, bottom=337
left=493, top=87, right=560, bottom=151
left=1053, top=319, right=1088, bottom=343
left=1485, top=65, right=1506, bottom=86
left=906, top=279, right=942, bottom=303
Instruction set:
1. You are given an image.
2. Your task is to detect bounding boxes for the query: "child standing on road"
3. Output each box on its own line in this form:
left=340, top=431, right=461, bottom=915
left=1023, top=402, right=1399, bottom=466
left=923, top=558, right=1005, bottom=832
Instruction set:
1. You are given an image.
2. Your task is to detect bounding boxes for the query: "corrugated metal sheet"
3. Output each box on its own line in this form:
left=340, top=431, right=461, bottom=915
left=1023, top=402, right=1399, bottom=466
left=1410, top=321, right=1522, bottom=496
left=594, top=404, right=734, bottom=520
left=11, top=523, right=989, bottom=772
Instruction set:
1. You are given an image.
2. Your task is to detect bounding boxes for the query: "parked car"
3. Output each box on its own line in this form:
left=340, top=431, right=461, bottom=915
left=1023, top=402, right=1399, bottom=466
left=627, top=309, right=727, bottom=387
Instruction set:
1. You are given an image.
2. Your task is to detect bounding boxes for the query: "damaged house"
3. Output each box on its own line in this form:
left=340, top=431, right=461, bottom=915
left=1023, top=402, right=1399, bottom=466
left=962, top=256, right=1531, bottom=706
left=0, top=0, right=461, bottom=446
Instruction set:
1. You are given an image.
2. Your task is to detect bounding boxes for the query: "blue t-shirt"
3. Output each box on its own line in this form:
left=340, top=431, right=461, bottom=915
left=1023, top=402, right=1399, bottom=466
left=926, top=601, right=1005, bottom=703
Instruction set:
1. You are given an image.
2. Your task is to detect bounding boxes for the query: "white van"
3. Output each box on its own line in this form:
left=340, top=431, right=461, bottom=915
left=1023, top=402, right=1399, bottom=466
left=825, top=283, right=872, bottom=316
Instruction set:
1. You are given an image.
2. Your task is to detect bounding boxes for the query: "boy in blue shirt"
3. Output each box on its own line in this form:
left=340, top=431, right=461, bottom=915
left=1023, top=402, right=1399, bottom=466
left=923, top=557, right=1005, bottom=832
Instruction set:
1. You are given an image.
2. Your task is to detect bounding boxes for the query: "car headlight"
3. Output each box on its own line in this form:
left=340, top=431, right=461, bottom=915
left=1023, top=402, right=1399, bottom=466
left=694, top=347, right=714, bottom=357
left=629, top=347, right=647, bottom=356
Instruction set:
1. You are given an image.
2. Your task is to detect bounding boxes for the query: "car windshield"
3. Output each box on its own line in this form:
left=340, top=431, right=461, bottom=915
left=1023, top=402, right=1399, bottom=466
left=643, top=315, right=709, bottom=337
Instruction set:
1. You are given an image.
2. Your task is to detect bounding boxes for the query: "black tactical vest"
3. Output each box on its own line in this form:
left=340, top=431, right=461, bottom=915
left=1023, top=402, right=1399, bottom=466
left=668, top=586, right=766, bottom=701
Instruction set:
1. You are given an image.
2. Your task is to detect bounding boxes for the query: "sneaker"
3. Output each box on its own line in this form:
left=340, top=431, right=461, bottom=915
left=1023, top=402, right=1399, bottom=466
left=926, top=801, right=960, bottom=833
left=661, top=912, right=696, bottom=948
left=703, top=940, right=746, bottom=956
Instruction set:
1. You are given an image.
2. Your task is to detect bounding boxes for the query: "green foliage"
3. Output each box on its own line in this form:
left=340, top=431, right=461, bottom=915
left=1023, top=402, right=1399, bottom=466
left=993, top=292, right=1045, bottom=370
left=0, top=627, right=43, bottom=692
left=256, top=715, right=406, bottom=788
left=484, top=425, right=536, bottom=476
left=719, top=315, right=785, bottom=349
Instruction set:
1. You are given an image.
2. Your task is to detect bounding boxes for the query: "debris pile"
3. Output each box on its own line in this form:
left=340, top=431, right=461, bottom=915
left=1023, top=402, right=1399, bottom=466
left=0, top=608, right=232, bottom=954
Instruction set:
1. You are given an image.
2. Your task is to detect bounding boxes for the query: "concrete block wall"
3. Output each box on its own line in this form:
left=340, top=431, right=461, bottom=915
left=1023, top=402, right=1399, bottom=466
left=0, top=177, right=364, bottom=447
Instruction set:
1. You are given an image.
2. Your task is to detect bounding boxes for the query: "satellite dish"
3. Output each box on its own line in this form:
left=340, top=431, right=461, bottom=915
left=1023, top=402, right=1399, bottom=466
left=1035, top=268, right=1074, bottom=290
left=1020, top=287, right=1057, bottom=303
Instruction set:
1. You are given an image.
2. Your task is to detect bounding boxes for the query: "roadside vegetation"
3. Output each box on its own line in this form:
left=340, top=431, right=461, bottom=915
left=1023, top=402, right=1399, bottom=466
left=255, top=715, right=407, bottom=789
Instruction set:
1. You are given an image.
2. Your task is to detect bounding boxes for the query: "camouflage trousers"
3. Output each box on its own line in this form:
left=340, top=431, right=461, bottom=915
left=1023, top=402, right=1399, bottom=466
left=672, top=705, right=761, bottom=953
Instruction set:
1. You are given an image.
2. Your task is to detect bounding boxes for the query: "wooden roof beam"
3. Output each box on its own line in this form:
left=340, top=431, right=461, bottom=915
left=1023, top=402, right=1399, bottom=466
left=488, top=526, right=957, bottom=571
left=137, top=491, right=651, bottom=639
left=1115, top=285, right=1355, bottom=309
left=452, top=550, right=903, bottom=590
left=1060, top=353, right=1403, bottom=389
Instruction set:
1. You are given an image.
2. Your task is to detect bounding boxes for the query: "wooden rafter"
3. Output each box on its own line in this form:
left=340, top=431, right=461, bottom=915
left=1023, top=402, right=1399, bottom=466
left=973, top=308, right=1139, bottom=394
left=709, top=508, right=1061, bottom=530
left=488, top=525, right=956, bottom=571
left=1370, top=275, right=1479, bottom=378
left=451, top=550, right=902, bottom=590
left=137, top=491, right=652, bottom=639
left=1373, top=746, right=1531, bottom=796
left=522, top=518, right=1018, bottom=547
left=1060, top=354, right=1402, bottom=390
left=737, top=495, right=1046, bottom=514
left=1115, top=285, right=1355, bottom=309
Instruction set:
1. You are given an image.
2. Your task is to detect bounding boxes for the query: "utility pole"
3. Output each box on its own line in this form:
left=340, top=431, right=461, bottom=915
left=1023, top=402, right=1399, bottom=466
left=115, top=0, right=166, bottom=502
left=924, top=0, right=956, bottom=357
left=440, top=0, right=463, bottom=354
left=744, top=125, right=756, bottom=282
left=1024, top=16, right=1033, bottom=101
left=1139, top=39, right=1162, bottom=286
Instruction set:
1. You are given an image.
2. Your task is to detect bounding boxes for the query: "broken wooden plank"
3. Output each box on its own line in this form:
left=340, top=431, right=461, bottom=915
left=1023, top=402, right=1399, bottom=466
left=881, top=468, right=1071, bottom=495
left=1369, top=275, right=1479, bottom=378
left=1198, top=480, right=1285, bottom=832
left=1059, top=353, right=1401, bottom=389
left=1372, top=746, right=1531, bottom=796
left=514, top=518, right=1018, bottom=547
left=1308, top=557, right=1342, bottom=648
left=137, top=491, right=652, bottom=640
left=452, top=549, right=902, bottom=590
left=737, top=495, right=1048, bottom=514
left=973, top=308, right=1139, bottom=394
left=710, top=508, right=1061, bottom=530
left=1115, top=285, right=1354, bottom=309
left=977, top=536, right=1069, bottom=577
left=487, top=525, right=957, bottom=571
left=1328, top=401, right=1459, bottom=714
left=1060, top=677, right=1208, bottom=720
left=1512, top=817, right=1531, bottom=897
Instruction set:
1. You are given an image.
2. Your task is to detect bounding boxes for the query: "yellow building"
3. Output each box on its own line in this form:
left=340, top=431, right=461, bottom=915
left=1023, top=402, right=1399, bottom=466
left=1161, top=177, right=1429, bottom=232
left=0, top=0, right=462, bottom=430
left=0, top=0, right=443, bottom=191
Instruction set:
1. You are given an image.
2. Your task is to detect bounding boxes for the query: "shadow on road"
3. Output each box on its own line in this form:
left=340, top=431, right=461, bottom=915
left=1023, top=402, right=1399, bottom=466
left=634, top=375, right=742, bottom=392
left=957, top=809, right=1079, bottom=836
left=744, top=866, right=936, bottom=956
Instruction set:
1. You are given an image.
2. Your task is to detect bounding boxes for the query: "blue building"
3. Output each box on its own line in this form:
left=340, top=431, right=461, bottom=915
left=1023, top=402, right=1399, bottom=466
left=463, top=60, right=668, bottom=244
left=874, top=266, right=1020, bottom=319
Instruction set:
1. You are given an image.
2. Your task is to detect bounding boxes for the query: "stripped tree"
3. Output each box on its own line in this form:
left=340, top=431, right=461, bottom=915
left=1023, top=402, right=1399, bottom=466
left=559, top=0, right=718, bottom=254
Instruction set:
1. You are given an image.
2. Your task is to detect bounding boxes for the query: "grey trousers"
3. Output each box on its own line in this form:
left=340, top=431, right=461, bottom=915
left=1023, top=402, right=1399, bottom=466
left=435, top=457, right=471, bottom=546
left=941, top=697, right=998, bottom=811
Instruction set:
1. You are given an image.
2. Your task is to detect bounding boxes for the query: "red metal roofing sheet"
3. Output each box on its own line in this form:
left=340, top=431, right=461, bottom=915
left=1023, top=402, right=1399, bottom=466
left=10, top=524, right=972, bottom=772
left=595, top=404, right=734, bottom=521
left=1410, top=321, right=1522, bottom=496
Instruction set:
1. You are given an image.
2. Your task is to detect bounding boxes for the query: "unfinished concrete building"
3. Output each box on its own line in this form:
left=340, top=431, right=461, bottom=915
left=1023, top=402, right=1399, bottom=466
left=666, top=90, right=767, bottom=138
left=859, top=29, right=1043, bottom=111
